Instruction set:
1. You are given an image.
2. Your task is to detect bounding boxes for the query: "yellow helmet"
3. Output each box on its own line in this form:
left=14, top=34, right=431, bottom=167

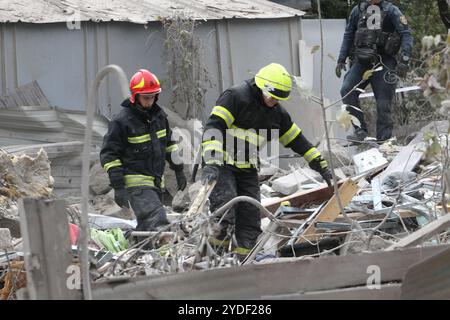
left=255, top=63, right=292, bottom=100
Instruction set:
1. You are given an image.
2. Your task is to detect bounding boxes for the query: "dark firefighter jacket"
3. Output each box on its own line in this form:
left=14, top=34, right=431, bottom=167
left=100, top=99, right=182, bottom=189
left=202, top=79, right=322, bottom=170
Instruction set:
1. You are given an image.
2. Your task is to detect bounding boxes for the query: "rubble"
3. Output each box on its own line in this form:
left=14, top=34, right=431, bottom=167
left=1, top=118, right=449, bottom=300
left=271, top=167, right=323, bottom=195
left=89, top=160, right=111, bottom=195
left=0, top=228, right=13, bottom=251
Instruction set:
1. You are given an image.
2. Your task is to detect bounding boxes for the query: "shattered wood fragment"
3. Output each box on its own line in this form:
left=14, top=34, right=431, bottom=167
left=296, top=179, right=359, bottom=244
left=186, top=181, right=216, bottom=219
left=264, top=182, right=343, bottom=214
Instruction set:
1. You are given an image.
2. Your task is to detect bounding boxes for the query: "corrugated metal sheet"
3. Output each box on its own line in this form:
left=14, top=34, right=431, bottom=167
left=0, top=81, right=50, bottom=108
left=0, top=0, right=305, bottom=24
left=0, top=106, right=108, bottom=146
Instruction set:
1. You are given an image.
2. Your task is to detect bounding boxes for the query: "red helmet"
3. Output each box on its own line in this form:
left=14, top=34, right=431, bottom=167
left=129, top=69, right=161, bottom=103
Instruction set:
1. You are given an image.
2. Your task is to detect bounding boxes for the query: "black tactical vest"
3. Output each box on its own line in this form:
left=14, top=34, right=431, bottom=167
left=354, top=1, right=400, bottom=64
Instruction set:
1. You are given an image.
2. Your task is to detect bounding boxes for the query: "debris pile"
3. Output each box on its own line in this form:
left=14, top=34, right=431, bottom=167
left=0, top=119, right=449, bottom=299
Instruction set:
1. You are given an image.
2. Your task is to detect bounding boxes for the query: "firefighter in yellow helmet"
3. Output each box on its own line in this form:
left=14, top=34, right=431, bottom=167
left=200, top=63, right=332, bottom=260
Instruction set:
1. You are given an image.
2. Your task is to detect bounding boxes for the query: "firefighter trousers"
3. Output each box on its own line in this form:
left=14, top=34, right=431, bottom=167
left=127, top=187, right=169, bottom=231
left=209, top=165, right=262, bottom=252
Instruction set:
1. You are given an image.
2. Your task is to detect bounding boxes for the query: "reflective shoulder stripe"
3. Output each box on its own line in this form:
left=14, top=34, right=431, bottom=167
left=157, top=129, right=167, bottom=138
left=280, top=123, right=302, bottom=146
left=165, top=144, right=179, bottom=153
left=304, top=147, right=321, bottom=163
left=211, top=106, right=235, bottom=128
left=128, top=134, right=151, bottom=144
left=103, top=159, right=122, bottom=172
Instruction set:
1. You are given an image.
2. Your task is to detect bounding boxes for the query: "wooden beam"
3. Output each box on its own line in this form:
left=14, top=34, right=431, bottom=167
left=91, top=245, right=450, bottom=300
left=401, top=247, right=450, bottom=299
left=296, top=179, right=359, bottom=244
left=385, top=213, right=450, bottom=251
left=18, top=198, right=81, bottom=300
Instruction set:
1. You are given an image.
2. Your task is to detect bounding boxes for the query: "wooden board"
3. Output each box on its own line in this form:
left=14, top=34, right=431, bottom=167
left=91, top=245, right=450, bottom=300
left=401, top=247, right=450, bottom=299
left=386, top=213, right=450, bottom=251
left=296, top=179, right=359, bottom=243
left=18, top=198, right=81, bottom=300
left=264, top=182, right=342, bottom=213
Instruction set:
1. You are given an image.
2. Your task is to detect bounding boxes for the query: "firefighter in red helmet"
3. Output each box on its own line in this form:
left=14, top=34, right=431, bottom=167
left=100, top=69, right=186, bottom=231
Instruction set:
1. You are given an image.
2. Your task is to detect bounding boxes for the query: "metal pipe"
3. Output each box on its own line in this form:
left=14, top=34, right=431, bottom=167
left=212, top=196, right=277, bottom=222
left=80, top=64, right=128, bottom=300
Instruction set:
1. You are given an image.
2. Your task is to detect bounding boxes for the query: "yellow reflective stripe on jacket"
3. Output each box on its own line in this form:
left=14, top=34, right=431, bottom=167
left=128, top=130, right=166, bottom=144
left=304, top=147, right=321, bottom=163
left=166, top=144, right=179, bottom=153
left=124, top=174, right=155, bottom=188
left=233, top=247, right=251, bottom=255
left=103, top=159, right=122, bottom=172
left=202, top=140, right=227, bottom=165
left=157, top=129, right=167, bottom=138
left=280, top=123, right=302, bottom=146
left=201, top=140, right=224, bottom=153
left=228, top=125, right=265, bottom=147
left=128, top=134, right=150, bottom=144
left=211, top=106, right=235, bottom=128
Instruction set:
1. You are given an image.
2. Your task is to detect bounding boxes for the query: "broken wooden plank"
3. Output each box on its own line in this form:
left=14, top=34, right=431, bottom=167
left=296, top=179, right=359, bottom=244
left=401, top=247, right=450, bottom=299
left=91, top=245, right=449, bottom=299
left=385, top=213, right=450, bottom=251
left=186, top=181, right=216, bottom=219
left=18, top=198, right=81, bottom=300
left=264, top=182, right=342, bottom=213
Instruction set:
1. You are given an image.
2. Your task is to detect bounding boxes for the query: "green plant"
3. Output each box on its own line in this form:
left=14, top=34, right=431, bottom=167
left=161, top=14, right=212, bottom=120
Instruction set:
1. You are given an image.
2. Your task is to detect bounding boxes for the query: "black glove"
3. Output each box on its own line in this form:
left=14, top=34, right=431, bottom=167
left=175, top=169, right=187, bottom=191
left=309, top=157, right=333, bottom=188
left=335, top=62, right=347, bottom=78
left=114, top=188, right=130, bottom=208
left=201, top=164, right=220, bottom=185
left=397, top=62, right=408, bottom=78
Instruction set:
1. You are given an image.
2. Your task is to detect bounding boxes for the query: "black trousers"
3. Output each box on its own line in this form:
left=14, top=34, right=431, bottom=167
left=127, top=187, right=169, bottom=231
left=209, top=166, right=262, bottom=250
left=341, top=55, right=397, bottom=141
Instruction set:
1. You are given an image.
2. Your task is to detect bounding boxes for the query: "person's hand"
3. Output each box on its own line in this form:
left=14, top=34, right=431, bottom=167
left=335, top=62, right=347, bottom=78
left=319, top=168, right=333, bottom=188
left=175, top=169, right=187, bottom=191
left=309, top=157, right=333, bottom=188
left=201, top=164, right=220, bottom=185
left=397, top=62, right=409, bottom=78
left=114, top=188, right=130, bottom=208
